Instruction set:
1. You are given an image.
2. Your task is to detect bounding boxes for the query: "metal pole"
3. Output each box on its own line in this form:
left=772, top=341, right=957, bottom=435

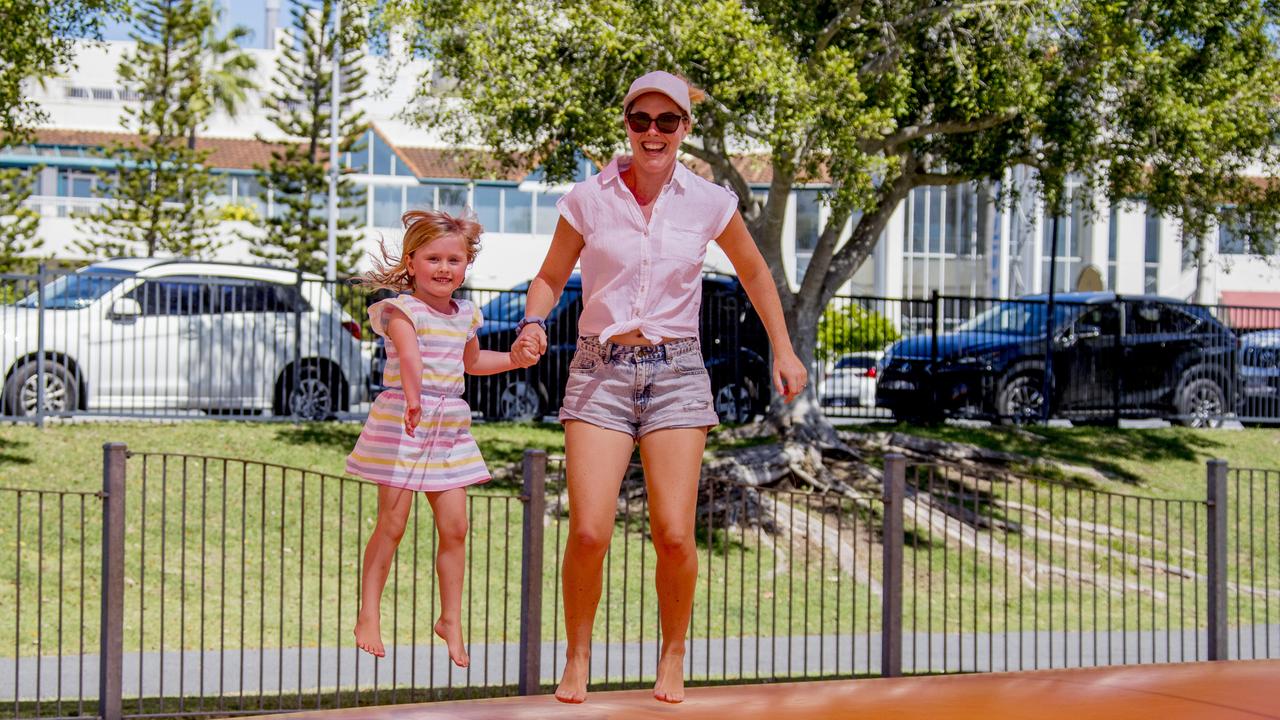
left=100, top=443, right=127, bottom=720
left=518, top=450, right=547, bottom=694
left=1206, top=458, right=1228, bottom=661
left=35, top=264, right=46, bottom=427
left=325, top=0, right=342, bottom=282
left=1042, top=210, right=1060, bottom=424
left=881, top=454, right=905, bottom=677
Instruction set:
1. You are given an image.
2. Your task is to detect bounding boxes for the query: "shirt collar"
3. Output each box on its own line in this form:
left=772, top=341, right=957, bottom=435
left=600, top=156, right=689, bottom=191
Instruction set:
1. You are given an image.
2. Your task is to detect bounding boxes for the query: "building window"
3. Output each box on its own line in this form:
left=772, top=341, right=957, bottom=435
left=474, top=186, right=501, bottom=232
left=1041, top=191, right=1084, bottom=294
left=1144, top=206, right=1160, bottom=293
left=905, top=184, right=985, bottom=299
left=794, top=189, right=820, bottom=280
left=372, top=185, right=404, bottom=228
left=1219, top=218, right=1248, bottom=255
left=1107, top=206, right=1118, bottom=290
left=405, top=183, right=435, bottom=212
left=64, top=86, right=90, bottom=99
left=91, top=88, right=115, bottom=101
left=503, top=188, right=532, bottom=234
left=438, top=185, right=468, bottom=215
left=535, top=192, right=563, bottom=235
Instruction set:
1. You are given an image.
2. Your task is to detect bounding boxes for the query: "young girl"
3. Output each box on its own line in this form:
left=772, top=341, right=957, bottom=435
left=348, top=209, right=535, bottom=666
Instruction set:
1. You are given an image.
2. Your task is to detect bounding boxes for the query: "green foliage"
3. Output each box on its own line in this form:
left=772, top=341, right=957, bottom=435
left=248, top=0, right=369, bottom=276
left=81, top=0, right=224, bottom=259
left=816, top=303, right=900, bottom=363
left=0, top=166, right=41, bottom=272
left=0, top=0, right=125, bottom=145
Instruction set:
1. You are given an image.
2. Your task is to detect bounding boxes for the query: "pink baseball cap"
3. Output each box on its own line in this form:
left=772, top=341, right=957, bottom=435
left=622, top=71, right=692, bottom=115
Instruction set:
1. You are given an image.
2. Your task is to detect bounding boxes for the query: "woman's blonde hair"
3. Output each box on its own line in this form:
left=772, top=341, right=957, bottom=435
left=358, top=209, right=483, bottom=292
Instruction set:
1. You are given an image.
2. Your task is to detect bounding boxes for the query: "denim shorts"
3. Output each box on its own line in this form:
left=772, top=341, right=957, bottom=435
left=557, top=336, right=720, bottom=439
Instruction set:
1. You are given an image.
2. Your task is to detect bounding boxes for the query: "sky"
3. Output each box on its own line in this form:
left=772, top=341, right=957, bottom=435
left=100, top=1, right=280, bottom=49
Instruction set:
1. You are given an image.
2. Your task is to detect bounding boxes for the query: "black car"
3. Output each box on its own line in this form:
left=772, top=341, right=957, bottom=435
left=876, top=293, right=1238, bottom=427
left=372, top=273, right=771, bottom=423
left=1240, top=329, right=1280, bottom=424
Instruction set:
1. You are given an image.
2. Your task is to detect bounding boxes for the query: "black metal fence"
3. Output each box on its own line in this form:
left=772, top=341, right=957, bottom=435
left=3, top=267, right=1278, bottom=426
left=3, top=446, right=1277, bottom=719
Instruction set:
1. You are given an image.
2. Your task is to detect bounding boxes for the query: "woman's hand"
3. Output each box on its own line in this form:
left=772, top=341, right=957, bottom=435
left=510, top=325, right=547, bottom=366
left=404, top=400, right=421, bottom=437
left=773, top=350, right=809, bottom=403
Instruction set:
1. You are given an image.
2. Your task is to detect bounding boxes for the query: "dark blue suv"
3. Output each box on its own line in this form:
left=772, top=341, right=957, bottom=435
left=373, top=273, right=771, bottom=423
left=876, top=292, right=1238, bottom=426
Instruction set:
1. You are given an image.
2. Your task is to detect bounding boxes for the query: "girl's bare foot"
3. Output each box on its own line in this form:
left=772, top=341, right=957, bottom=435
left=434, top=617, right=470, bottom=668
left=653, top=650, right=686, bottom=703
left=353, top=612, right=385, bottom=657
left=555, top=654, right=590, bottom=703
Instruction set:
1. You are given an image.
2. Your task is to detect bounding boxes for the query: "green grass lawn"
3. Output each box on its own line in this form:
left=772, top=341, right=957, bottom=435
left=2, top=420, right=1277, bottom=663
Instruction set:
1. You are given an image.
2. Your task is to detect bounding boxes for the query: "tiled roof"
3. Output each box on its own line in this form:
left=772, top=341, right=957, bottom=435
left=32, top=128, right=292, bottom=170
left=397, top=145, right=529, bottom=181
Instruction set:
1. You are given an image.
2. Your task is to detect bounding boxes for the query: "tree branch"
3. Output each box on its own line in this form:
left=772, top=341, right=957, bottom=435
left=812, top=1, right=865, bottom=59
left=681, top=136, right=753, bottom=210
left=863, top=110, right=1019, bottom=154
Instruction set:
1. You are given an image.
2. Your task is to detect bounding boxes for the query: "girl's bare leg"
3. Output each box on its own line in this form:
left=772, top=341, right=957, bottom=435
left=354, top=486, right=416, bottom=657
left=425, top=486, right=470, bottom=667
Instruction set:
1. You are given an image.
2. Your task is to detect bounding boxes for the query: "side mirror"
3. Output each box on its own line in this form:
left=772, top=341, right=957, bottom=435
left=110, top=298, right=142, bottom=320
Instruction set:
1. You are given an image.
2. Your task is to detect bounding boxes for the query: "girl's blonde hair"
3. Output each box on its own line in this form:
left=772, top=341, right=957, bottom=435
left=358, top=209, right=483, bottom=292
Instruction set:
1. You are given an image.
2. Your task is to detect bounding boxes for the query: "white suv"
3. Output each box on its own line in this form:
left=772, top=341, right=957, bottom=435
left=1, top=258, right=368, bottom=419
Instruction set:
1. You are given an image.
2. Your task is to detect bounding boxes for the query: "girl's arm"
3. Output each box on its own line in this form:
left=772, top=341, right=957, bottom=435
left=714, top=212, right=809, bottom=402
left=464, top=336, right=533, bottom=375
left=385, top=310, right=423, bottom=436
left=512, top=217, right=585, bottom=362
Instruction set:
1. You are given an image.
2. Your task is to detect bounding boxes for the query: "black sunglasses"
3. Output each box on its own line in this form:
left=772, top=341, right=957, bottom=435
left=626, top=111, right=687, bottom=134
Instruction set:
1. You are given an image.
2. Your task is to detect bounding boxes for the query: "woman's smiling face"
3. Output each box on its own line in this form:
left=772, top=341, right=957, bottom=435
left=624, top=92, right=688, bottom=176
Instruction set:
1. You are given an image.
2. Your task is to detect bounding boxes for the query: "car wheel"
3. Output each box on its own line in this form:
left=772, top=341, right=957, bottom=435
left=3, top=360, right=79, bottom=417
left=496, top=379, right=543, bottom=421
left=997, top=374, right=1045, bottom=425
left=1175, top=378, right=1226, bottom=429
left=713, top=380, right=756, bottom=424
left=281, top=365, right=341, bottom=421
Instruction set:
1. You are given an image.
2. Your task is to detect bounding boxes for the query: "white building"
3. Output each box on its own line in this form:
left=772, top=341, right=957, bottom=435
left=6, top=29, right=1279, bottom=312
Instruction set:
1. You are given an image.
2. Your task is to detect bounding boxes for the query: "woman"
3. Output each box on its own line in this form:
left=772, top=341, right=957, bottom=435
left=511, top=71, right=808, bottom=704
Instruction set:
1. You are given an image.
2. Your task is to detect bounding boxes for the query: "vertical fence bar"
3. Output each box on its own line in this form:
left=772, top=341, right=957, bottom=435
left=1206, top=458, right=1229, bottom=661
left=519, top=449, right=547, bottom=695
left=100, top=443, right=127, bottom=720
left=35, top=263, right=46, bottom=427
left=881, top=454, right=905, bottom=677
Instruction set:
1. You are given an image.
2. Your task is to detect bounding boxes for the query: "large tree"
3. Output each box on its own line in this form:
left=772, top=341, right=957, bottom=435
left=82, top=0, right=224, bottom=259
left=0, top=0, right=124, bottom=146
left=0, top=167, right=41, bottom=272
left=249, top=0, right=368, bottom=275
left=393, top=0, right=1280, bottom=440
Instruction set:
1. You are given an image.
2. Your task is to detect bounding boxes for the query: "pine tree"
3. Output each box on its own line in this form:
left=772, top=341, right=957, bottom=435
left=82, top=0, right=222, bottom=259
left=0, top=167, right=41, bottom=272
left=249, top=0, right=368, bottom=275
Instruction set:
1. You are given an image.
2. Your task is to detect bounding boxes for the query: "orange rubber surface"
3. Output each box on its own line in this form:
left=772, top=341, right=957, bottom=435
left=258, top=661, right=1280, bottom=720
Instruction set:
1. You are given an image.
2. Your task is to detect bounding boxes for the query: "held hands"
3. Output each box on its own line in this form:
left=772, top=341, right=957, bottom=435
left=773, top=350, right=809, bottom=404
left=404, top=400, right=421, bottom=438
left=510, top=325, right=547, bottom=368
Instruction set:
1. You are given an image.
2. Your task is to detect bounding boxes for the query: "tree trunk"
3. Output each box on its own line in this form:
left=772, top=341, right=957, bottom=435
left=763, top=300, right=845, bottom=448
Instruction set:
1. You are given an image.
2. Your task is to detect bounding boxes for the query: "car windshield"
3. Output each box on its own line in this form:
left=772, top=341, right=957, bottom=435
left=480, top=288, right=529, bottom=323
left=956, top=302, right=1076, bottom=336
left=14, top=269, right=133, bottom=309
left=835, top=356, right=876, bottom=370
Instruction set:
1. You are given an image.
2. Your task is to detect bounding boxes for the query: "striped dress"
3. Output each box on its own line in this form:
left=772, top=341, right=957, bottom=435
left=346, top=294, right=490, bottom=491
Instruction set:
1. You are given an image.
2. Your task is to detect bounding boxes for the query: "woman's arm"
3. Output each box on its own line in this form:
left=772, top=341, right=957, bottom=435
left=464, top=336, right=535, bottom=375
left=714, top=212, right=809, bottom=402
left=512, top=216, right=585, bottom=362
left=384, top=310, right=423, bottom=435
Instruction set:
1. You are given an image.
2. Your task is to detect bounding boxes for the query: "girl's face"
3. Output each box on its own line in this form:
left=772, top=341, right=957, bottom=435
left=407, top=234, right=469, bottom=300
left=625, top=92, right=688, bottom=176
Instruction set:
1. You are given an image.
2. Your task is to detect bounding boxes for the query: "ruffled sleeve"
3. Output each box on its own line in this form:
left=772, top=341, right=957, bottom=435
left=466, top=300, right=484, bottom=341
left=368, top=295, right=417, bottom=338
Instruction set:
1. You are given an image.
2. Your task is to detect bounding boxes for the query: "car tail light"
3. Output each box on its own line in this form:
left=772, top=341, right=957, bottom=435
left=342, top=320, right=362, bottom=340
left=866, top=366, right=877, bottom=378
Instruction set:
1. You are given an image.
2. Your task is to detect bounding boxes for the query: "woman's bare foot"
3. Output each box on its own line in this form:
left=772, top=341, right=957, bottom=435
left=653, top=650, right=686, bottom=703
left=555, top=654, right=590, bottom=703
left=353, top=611, right=384, bottom=657
left=433, top=617, right=470, bottom=668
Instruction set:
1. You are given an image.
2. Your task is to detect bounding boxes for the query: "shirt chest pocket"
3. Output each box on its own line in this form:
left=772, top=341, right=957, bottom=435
left=660, top=229, right=707, bottom=265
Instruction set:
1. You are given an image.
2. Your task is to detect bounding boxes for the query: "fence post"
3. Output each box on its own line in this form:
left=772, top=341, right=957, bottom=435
left=881, top=453, right=905, bottom=677
left=519, top=449, right=547, bottom=694
left=100, top=443, right=127, bottom=720
left=1206, top=458, right=1229, bottom=661
left=35, top=263, right=46, bottom=428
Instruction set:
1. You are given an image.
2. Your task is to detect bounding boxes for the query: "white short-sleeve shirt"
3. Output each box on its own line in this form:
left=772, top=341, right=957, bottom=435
left=556, top=156, right=738, bottom=343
